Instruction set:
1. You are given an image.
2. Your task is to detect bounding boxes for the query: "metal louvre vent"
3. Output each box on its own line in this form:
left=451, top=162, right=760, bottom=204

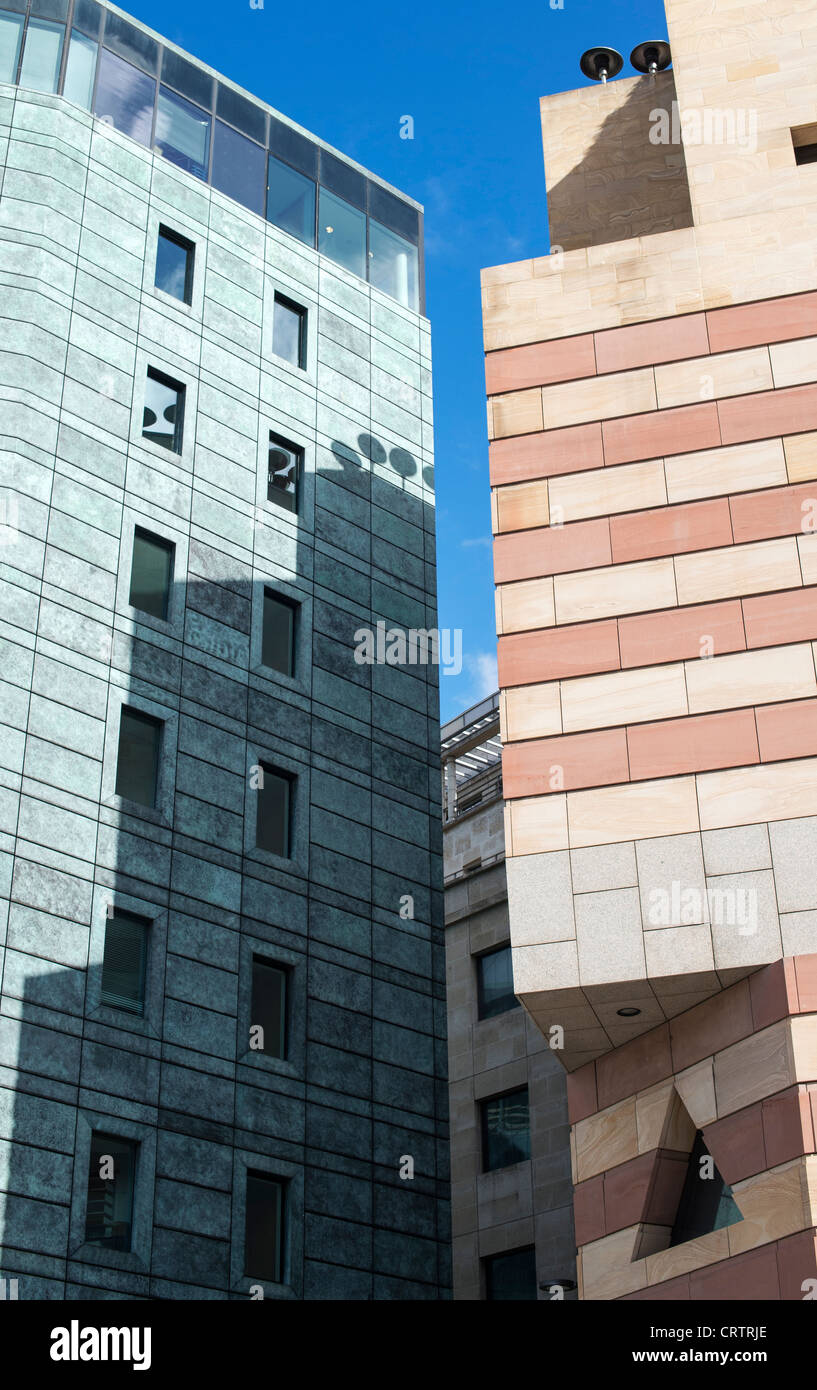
left=100, top=912, right=148, bottom=1014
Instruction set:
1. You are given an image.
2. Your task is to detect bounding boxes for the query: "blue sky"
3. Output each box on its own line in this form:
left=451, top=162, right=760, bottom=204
left=130, top=0, right=665, bottom=719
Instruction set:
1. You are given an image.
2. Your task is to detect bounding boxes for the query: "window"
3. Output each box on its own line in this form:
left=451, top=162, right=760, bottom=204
left=129, top=527, right=174, bottom=620
left=477, top=945, right=520, bottom=1021
left=250, top=956, right=288, bottom=1059
left=154, top=85, right=210, bottom=180
left=244, top=1172, right=285, bottom=1283
left=0, top=10, right=24, bottom=85
left=143, top=367, right=185, bottom=452
left=369, top=218, right=419, bottom=311
left=267, top=154, right=315, bottom=247
left=256, top=763, right=293, bottom=857
left=62, top=30, right=97, bottom=108
left=115, top=707, right=162, bottom=808
left=212, top=120, right=265, bottom=216
left=262, top=590, right=296, bottom=676
left=101, top=910, right=149, bottom=1015
left=18, top=16, right=64, bottom=93
left=669, top=1131, right=743, bottom=1247
left=481, top=1087, right=530, bottom=1172
left=485, top=1247, right=537, bottom=1301
left=318, top=187, right=366, bottom=279
left=267, top=432, right=302, bottom=513
left=155, top=226, right=194, bottom=303
left=85, top=1133, right=137, bottom=1250
left=792, top=123, right=817, bottom=165
left=272, top=293, right=306, bottom=369
left=93, top=47, right=156, bottom=147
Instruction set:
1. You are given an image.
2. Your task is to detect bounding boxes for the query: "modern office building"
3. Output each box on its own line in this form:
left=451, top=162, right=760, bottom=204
left=483, top=0, right=817, bottom=1299
left=441, top=694, right=575, bottom=1300
left=0, top=0, right=449, bottom=1299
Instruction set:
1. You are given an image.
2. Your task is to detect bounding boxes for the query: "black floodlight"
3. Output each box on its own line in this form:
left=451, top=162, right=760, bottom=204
left=579, top=47, right=624, bottom=83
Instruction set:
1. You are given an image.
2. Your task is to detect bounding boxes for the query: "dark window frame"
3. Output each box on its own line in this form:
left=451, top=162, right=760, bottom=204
left=244, top=1170, right=286, bottom=1284
left=250, top=954, right=289, bottom=1061
left=255, top=762, right=294, bottom=858
left=100, top=908, right=150, bottom=1016
left=155, top=224, right=195, bottom=304
left=129, top=525, right=175, bottom=621
left=143, top=366, right=186, bottom=454
left=261, top=588, right=297, bottom=677
left=484, top=1245, right=537, bottom=1301
left=272, top=291, right=307, bottom=369
left=480, top=1085, right=531, bottom=1173
left=476, top=943, right=520, bottom=1021
left=115, top=705, right=163, bottom=809
left=84, top=1131, right=138, bottom=1251
left=267, top=431, right=302, bottom=514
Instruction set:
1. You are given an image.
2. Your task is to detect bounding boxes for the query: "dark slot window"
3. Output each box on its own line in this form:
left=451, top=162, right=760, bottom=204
left=155, top=225, right=194, bottom=303
left=262, top=590, right=296, bottom=676
left=267, top=432, right=302, bottom=513
left=256, top=763, right=293, bottom=858
left=272, top=292, right=306, bottom=368
left=669, top=1131, right=743, bottom=1247
left=244, top=1172, right=284, bottom=1283
left=485, top=1247, right=537, bottom=1301
left=93, top=47, right=155, bottom=146
left=129, top=527, right=174, bottom=620
left=115, top=707, right=162, bottom=809
left=85, top=1133, right=137, bottom=1250
left=212, top=120, right=265, bottom=217
left=101, top=910, right=149, bottom=1015
left=250, top=956, right=287, bottom=1059
left=792, top=124, right=817, bottom=165
left=794, top=143, right=817, bottom=165
left=477, top=945, right=520, bottom=1021
left=481, top=1087, right=531, bottom=1172
left=143, top=367, right=185, bottom=453
left=267, top=153, right=315, bottom=248
left=155, top=85, right=210, bottom=181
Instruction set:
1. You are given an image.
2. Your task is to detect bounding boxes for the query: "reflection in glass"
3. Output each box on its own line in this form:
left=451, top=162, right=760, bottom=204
left=481, top=1087, right=531, bottom=1171
left=272, top=295, right=305, bottom=369
left=477, top=945, right=520, bottom=1020
left=115, top=707, right=162, bottom=808
left=143, top=368, right=184, bottom=452
left=0, top=11, right=24, bottom=85
left=18, top=16, right=63, bottom=92
left=94, top=47, right=155, bottom=146
left=266, top=154, right=315, bottom=247
left=129, top=527, right=174, bottom=621
left=85, top=1133, right=137, bottom=1250
left=155, top=225, right=194, bottom=303
left=267, top=433, right=301, bottom=513
left=369, top=217, right=419, bottom=310
left=155, top=85, right=210, bottom=180
left=318, top=187, right=366, bottom=278
left=212, top=120, right=265, bottom=216
left=62, top=30, right=97, bottom=108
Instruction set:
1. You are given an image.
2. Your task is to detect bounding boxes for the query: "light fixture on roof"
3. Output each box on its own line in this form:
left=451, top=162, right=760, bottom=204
left=616, top=1006, right=642, bottom=1018
left=579, top=46, right=624, bottom=84
left=630, top=40, right=672, bottom=76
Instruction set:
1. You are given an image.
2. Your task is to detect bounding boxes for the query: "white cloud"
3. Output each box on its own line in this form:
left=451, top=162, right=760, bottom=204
left=460, top=536, right=493, bottom=549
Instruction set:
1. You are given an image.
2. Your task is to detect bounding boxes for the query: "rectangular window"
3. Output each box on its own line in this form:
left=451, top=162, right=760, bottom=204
left=115, top=706, right=162, bottom=809
left=0, top=11, right=24, bottom=84
left=129, top=527, right=174, bottom=621
left=267, top=432, right=301, bottom=513
left=155, top=225, right=194, bottom=303
left=272, top=293, right=306, bottom=369
left=318, top=187, right=366, bottom=279
left=266, top=154, right=315, bottom=247
left=100, top=910, right=149, bottom=1015
left=485, top=1247, right=537, bottom=1301
left=256, top=763, right=293, bottom=858
left=93, top=47, right=156, bottom=147
left=481, top=1087, right=531, bottom=1172
left=155, top=85, right=210, bottom=181
left=62, top=30, right=97, bottom=108
left=85, top=1133, right=137, bottom=1250
left=244, top=1173, right=284, bottom=1283
left=477, top=945, right=520, bottom=1021
left=18, top=16, right=64, bottom=92
left=143, top=367, right=185, bottom=453
left=792, top=123, right=817, bottom=165
left=250, top=956, right=287, bottom=1059
left=212, top=120, right=265, bottom=216
left=369, top=217, right=419, bottom=311
left=262, top=590, right=296, bottom=676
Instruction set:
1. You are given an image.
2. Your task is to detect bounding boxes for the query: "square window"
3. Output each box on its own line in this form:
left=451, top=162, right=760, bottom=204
left=250, top=956, right=288, bottom=1059
left=143, top=367, right=185, bottom=453
left=256, top=763, right=293, bottom=857
left=267, top=432, right=302, bottom=513
left=244, top=1172, right=285, bottom=1283
left=272, top=293, right=306, bottom=369
left=115, top=707, right=162, bottom=809
left=477, top=945, right=520, bottom=1021
left=262, top=590, right=296, bottom=676
left=266, top=154, right=315, bottom=247
left=101, top=910, right=149, bottom=1015
left=481, top=1087, right=530, bottom=1172
left=155, top=226, right=194, bottom=303
left=485, top=1247, right=537, bottom=1301
left=85, top=1133, right=138, bottom=1250
left=129, top=527, right=174, bottom=621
